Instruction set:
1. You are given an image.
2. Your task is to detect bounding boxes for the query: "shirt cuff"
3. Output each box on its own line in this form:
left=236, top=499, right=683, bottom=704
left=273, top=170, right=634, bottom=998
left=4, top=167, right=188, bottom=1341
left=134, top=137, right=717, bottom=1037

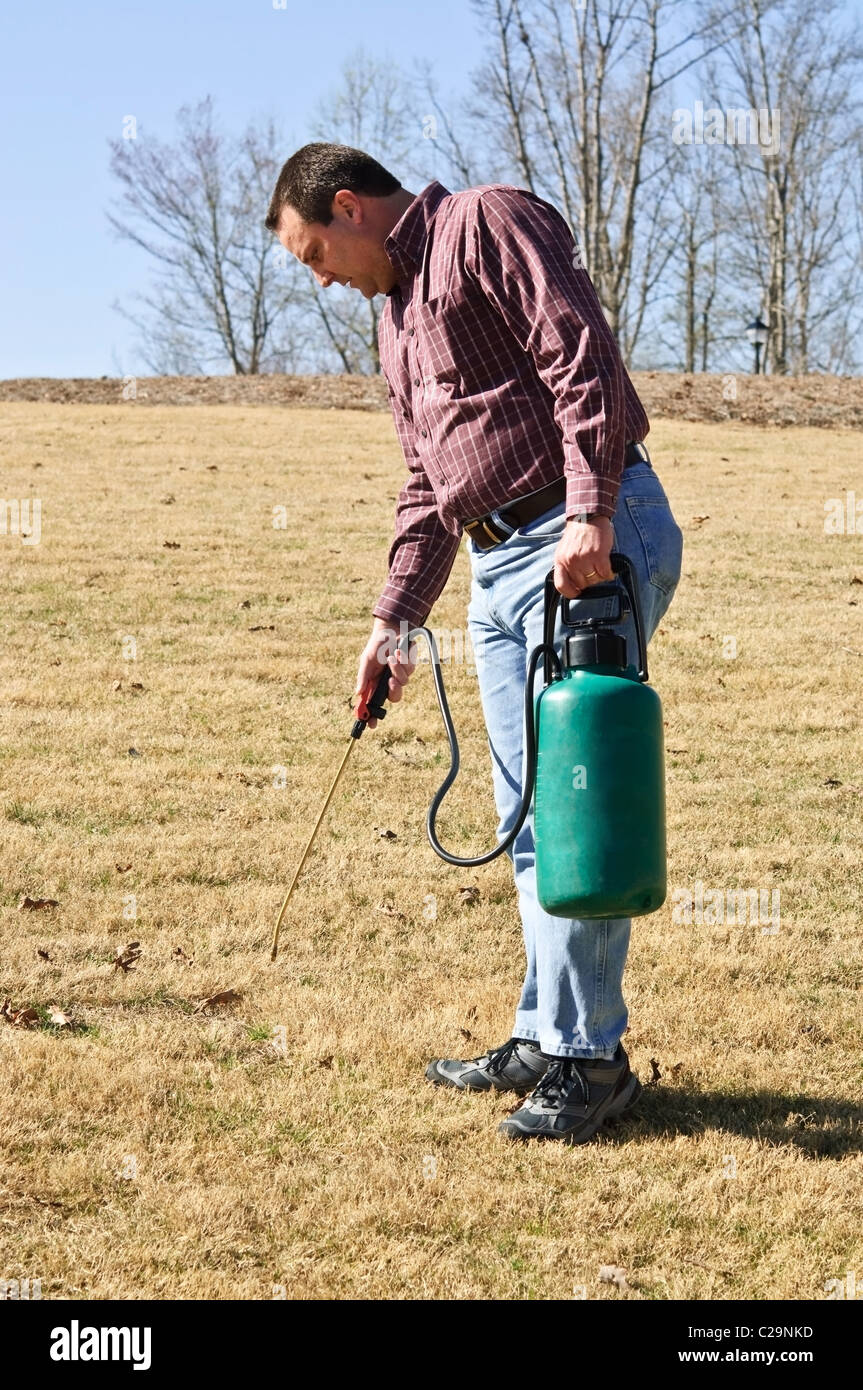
left=564, top=472, right=620, bottom=519
left=372, top=583, right=434, bottom=629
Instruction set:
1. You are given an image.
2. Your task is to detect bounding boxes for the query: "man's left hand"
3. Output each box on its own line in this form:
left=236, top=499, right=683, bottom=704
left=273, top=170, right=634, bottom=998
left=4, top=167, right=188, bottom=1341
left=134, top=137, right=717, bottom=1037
left=553, top=516, right=615, bottom=597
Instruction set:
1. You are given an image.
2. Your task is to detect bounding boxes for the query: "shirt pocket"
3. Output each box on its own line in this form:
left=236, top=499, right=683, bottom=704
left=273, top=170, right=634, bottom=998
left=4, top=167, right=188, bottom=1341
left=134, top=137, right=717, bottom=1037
left=413, top=286, right=480, bottom=387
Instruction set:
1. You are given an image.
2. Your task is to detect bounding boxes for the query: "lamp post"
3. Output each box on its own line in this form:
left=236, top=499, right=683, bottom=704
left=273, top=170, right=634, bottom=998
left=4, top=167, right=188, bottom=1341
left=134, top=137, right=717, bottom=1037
left=745, top=316, right=769, bottom=375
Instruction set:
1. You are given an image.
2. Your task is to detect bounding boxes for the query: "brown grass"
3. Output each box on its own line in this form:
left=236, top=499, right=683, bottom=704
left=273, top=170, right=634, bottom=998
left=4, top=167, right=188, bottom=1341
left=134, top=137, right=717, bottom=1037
left=0, top=402, right=861, bottom=1300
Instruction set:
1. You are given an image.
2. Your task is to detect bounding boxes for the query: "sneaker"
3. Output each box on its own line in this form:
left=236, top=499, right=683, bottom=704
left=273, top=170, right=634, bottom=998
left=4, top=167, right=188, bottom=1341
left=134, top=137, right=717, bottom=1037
left=425, top=1036, right=550, bottom=1094
left=498, top=1044, right=641, bottom=1143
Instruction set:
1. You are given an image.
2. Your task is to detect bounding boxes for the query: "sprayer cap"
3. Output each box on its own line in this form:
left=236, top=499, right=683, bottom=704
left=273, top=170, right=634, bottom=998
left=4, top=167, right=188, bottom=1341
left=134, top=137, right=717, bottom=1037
left=565, top=630, right=627, bottom=669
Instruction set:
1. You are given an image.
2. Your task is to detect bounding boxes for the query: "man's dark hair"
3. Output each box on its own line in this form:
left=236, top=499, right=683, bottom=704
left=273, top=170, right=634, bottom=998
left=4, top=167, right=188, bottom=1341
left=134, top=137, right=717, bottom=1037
left=265, top=142, right=402, bottom=231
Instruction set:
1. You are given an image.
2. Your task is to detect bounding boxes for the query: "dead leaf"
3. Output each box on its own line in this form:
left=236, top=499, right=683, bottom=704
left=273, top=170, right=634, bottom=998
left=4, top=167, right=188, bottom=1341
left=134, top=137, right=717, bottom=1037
left=238, top=600, right=251, bottom=609
left=115, top=862, right=132, bottom=873
left=458, top=885, right=480, bottom=906
left=317, top=1055, right=334, bottom=1069
left=822, top=778, right=842, bottom=788
left=194, top=989, right=242, bottom=1014
left=648, top=1057, right=662, bottom=1083
left=160, top=493, right=175, bottom=504
left=248, top=624, right=275, bottom=632
left=172, top=946, right=194, bottom=965
left=670, top=1062, right=684, bottom=1078
left=690, top=515, right=710, bottom=525
left=37, top=948, right=53, bottom=962
left=47, top=1007, right=74, bottom=1028
left=206, top=464, right=218, bottom=471
left=1, top=999, right=41, bottom=1028
left=127, top=747, right=140, bottom=757
left=374, top=900, right=406, bottom=921
left=163, top=540, right=181, bottom=549
left=10, top=1007, right=41, bottom=1028
left=459, top=1027, right=476, bottom=1042
left=375, top=827, right=397, bottom=840
left=113, top=942, right=141, bottom=973
left=19, top=896, right=59, bottom=911
left=598, top=1264, right=629, bottom=1289
left=129, top=681, right=144, bottom=691
left=112, top=679, right=123, bottom=691
left=850, top=574, right=863, bottom=585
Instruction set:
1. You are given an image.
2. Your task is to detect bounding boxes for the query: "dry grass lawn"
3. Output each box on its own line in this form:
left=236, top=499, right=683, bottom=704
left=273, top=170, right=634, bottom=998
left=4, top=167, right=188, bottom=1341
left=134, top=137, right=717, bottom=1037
left=0, top=401, right=861, bottom=1301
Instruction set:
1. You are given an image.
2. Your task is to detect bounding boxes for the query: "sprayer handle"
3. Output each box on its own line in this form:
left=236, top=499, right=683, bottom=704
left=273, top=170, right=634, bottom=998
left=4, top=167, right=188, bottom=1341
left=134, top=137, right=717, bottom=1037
left=542, top=553, right=649, bottom=683
left=351, top=666, right=392, bottom=738
left=610, top=553, right=649, bottom=682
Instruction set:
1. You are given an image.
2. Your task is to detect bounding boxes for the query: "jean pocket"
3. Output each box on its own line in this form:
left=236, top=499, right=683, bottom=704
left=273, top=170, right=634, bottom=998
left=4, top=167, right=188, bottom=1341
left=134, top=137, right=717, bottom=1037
left=514, top=501, right=567, bottom=539
left=623, top=497, right=684, bottom=596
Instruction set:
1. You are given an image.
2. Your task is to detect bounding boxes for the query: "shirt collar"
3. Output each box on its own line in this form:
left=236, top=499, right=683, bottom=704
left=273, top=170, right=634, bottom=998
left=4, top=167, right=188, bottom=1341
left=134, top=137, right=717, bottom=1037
left=385, top=180, right=452, bottom=289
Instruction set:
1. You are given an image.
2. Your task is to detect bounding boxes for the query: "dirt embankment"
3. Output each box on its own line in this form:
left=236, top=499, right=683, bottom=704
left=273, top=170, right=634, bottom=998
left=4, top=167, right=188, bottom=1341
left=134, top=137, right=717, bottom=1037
left=1, top=372, right=861, bottom=428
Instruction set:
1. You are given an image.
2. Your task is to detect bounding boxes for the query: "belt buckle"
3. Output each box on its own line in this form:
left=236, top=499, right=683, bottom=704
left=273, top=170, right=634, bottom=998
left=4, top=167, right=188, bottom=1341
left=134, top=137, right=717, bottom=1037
left=464, top=515, right=507, bottom=549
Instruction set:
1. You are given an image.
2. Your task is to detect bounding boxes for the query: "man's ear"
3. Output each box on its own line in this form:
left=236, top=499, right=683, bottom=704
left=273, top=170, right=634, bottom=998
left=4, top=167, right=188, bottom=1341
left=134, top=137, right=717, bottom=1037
left=333, top=188, right=362, bottom=223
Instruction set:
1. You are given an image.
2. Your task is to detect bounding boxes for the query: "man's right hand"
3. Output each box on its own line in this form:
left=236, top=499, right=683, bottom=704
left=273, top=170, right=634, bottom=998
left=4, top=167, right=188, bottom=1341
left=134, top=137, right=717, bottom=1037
left=354, top=618, right=418, bottom=730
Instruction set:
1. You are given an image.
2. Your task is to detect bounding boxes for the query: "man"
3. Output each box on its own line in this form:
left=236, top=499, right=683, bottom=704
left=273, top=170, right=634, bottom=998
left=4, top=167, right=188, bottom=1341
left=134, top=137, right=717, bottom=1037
left=266, top=143, right=683, bottom=1145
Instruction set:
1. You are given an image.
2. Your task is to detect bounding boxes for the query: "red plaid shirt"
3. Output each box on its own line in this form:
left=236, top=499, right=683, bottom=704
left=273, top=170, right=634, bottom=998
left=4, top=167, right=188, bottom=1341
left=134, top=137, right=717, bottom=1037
left=374, top=180, right=649, bottom=627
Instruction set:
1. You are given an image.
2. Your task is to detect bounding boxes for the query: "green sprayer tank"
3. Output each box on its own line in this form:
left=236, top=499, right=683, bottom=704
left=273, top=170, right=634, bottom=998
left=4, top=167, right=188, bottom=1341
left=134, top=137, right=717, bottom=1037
left=533, top=555, right=667, bottom=919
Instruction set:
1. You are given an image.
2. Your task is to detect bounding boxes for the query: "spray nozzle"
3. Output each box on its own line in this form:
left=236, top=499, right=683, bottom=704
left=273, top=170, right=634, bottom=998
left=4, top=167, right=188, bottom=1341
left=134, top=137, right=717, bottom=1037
left=351, top=665, right=392, bottom=738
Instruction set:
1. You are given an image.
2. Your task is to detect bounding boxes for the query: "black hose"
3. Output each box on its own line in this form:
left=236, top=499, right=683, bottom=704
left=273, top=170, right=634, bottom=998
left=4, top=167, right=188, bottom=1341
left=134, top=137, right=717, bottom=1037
left=406, top=627, right=561, bottom=867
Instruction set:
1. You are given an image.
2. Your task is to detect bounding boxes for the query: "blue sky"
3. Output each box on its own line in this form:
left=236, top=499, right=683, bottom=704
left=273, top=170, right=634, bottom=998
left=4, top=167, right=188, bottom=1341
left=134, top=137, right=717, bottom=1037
left=0, top=0, right=485, bottom=377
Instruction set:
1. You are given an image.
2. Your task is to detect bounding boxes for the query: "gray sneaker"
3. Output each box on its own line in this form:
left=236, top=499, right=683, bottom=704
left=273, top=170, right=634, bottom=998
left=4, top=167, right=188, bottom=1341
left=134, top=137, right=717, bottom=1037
left=498, top=1044, right=641, bottom=1143
left=425, top=1036, right=550, bottom=1094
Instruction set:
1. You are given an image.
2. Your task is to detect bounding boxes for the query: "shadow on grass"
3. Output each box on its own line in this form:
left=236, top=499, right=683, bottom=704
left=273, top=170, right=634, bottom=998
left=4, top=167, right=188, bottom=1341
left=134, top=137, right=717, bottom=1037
left=610, top=1085, right=862, bottom=1157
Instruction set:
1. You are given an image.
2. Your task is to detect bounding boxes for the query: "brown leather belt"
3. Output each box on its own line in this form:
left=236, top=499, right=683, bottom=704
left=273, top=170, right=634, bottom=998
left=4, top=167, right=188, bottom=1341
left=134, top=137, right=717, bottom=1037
left=464, top=440, right=651, bottom=550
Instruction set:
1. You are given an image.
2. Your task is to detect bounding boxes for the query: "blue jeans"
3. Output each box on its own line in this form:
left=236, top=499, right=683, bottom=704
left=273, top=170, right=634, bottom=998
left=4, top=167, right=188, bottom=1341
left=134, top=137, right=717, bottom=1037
left=466, top=460, right=683, bottom=1059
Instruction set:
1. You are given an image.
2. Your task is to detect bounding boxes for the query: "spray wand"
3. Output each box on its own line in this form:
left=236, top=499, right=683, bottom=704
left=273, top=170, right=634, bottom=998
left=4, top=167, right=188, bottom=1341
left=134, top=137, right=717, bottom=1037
left=268, top=623, right=556, bottom=962
left=269, top=666, right=391, bottom=961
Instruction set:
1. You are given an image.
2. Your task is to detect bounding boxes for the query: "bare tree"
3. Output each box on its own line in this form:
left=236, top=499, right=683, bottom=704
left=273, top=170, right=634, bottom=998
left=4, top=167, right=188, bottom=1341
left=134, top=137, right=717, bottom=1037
left=109, top=97, right=306, bottom=373
left=458, top=0, right=739, bottom=357
left=705, top=0, right=863, bottom=373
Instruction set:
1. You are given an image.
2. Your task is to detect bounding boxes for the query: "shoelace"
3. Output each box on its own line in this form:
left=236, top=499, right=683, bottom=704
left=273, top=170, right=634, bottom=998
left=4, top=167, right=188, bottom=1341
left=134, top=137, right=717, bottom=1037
left=532, top=1058, right=590, bottom=1108
left=483, top=1037, right=521, bottom=1076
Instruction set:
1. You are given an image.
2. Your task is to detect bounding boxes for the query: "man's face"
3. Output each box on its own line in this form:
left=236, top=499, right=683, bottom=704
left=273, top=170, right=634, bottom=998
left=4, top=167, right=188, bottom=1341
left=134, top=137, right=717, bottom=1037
left=277, top=193, right=392, bottom=299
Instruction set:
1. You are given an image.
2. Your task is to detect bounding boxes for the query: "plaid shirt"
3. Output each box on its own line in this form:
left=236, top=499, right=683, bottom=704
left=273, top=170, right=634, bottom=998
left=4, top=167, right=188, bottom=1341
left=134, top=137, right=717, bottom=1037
left=374, top=180, right=649, bottom=627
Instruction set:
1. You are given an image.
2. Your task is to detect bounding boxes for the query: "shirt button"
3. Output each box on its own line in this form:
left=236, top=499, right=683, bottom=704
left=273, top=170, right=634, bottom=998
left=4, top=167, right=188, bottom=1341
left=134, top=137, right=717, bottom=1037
left=408, top=327, right=415, bottom=336
left=421, top=428, right=428, bottom=438
left=414, top=377, right=420, bottom=387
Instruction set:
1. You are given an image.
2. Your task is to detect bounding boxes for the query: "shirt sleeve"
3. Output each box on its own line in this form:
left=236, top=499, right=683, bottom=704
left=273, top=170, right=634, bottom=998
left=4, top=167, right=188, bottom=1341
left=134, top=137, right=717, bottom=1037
left=467, top=186, right=631, bottom=518
left=373, top=387, right=461, bottom=628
